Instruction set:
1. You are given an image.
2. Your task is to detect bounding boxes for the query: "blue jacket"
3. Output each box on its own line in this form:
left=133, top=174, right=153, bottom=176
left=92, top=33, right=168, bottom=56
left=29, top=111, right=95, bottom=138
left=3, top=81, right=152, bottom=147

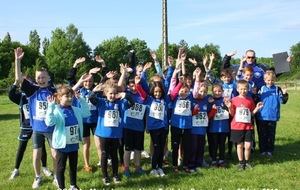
left=257, top=85, right=288, bottom=121
left=45, top=97, right=91, bottom=149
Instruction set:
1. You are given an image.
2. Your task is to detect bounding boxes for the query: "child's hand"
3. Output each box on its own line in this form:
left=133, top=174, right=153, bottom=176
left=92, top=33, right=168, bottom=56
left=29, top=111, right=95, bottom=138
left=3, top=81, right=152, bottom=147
left=188, top=58, right=198, bottom=66
left=79, top=73, right=92, bottom=83
left=106, top=71, right=117, bottom=79
left=89, top=67, right=101, bottom=74
left=224, top=98, right=231, bottom=108
left=135, top=76, right=141, bottom=84
left=209, top=53, right=215, bottom=61
left=116, top=92, right=126, bottom=100
left=47, top=95, right=55, bottom=103
left=179, top=76, right=184, bottom=84
left=256, top=102, right=263, bottom=109
left=168, top=56, right=174, bottom=66
left=150, top=50, right=157, bottom=61
left=74, top=57, right=85, bottom=67
left=95, top=55, right=105, bottom=63
left=93, top=83, right=103, bottom=92
left=227, top=50, right=237, bottom=57
left=14, top=47, right=24, bottom=61
left=143, top=62, right=153, bottom=72
left=208, top=97, right=214, bottom=103
left=74, top=91, right=81, bottom=99
left=282, top=85, right=287, bottom=94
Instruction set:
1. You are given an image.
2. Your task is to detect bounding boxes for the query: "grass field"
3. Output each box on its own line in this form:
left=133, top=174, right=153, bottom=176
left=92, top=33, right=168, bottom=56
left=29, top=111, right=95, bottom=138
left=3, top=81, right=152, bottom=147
left=0, top=91, right=300, bottom=190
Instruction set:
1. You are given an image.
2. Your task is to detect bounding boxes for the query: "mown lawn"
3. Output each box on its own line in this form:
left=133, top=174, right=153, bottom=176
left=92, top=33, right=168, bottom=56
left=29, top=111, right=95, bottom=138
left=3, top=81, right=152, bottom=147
left=0, top=91, right=300, bottom=190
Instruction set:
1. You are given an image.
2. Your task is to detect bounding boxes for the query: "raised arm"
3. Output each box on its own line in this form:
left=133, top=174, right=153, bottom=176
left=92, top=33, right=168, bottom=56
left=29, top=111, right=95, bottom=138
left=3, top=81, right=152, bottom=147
left=150, top=50, right=163, bottom=77
left=14, top=47, right=25, bottom=84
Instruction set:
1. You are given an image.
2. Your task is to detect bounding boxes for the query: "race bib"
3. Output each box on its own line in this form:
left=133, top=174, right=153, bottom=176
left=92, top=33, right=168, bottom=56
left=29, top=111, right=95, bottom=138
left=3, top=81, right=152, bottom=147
left=174, top=100, right=191, bottom=116
left=66, top=125, right=79, bottom=144
left=22, top=104, right=30, bottom=120
left=35, top=101, right=47, bottom=119
left=223, top=89, right=233, bottom=99
left=127, top=103, right=146, bottom=120
left=192, top=112, right=208, bottom=127
left=149, top=102, right=165, bottom=121
left=104, top=110, right=119, bottom=127
left=214, top=106, right=229, bottom=120
left=235, top=107, right=251, bottom=123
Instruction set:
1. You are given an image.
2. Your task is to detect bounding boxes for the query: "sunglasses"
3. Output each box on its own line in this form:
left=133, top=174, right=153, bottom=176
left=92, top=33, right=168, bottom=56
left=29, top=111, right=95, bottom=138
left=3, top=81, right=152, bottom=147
left=247, top=56, right=255, bottom=59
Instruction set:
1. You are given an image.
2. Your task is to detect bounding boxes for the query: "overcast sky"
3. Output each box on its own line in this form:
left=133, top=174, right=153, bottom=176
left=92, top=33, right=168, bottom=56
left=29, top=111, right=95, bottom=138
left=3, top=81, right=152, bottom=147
left=1, top=0, right=299, bottom=58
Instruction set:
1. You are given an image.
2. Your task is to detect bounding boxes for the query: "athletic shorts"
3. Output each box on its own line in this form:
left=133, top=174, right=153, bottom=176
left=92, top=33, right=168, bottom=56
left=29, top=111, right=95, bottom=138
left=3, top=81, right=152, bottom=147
left=230, top=130, right=252, bottom=144
left=18, top=129, right=32, bottom=141
left=32, top=132, right=53, bottom=149
left=123, top=128, right=145, bottom=151
left=83, top=123, right=97, bottom=138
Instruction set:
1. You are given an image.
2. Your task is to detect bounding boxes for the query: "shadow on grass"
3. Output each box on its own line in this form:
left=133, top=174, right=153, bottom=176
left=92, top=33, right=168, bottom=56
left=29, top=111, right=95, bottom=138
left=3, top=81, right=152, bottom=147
left=0, top=114, right=19, bottom=121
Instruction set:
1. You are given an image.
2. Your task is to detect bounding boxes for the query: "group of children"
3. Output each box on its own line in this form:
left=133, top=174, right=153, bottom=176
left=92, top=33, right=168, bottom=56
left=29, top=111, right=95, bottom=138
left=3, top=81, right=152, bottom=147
left=9, top=47, right=288, bottom=189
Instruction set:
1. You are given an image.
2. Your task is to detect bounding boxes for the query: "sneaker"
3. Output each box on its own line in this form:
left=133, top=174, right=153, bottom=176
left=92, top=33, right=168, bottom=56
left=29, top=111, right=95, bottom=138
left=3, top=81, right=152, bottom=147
left=172, top=166, right=179, bottom=172
left=42, top=167, right=52, bottom=177
left=218, top=161, right=228, bottom=168
left=83, top=166, right=92, bottom=172
left=141, top=150, right=150, bottom=158
left=113, top=176, right=121, bottom=184
left=32, top=177, right=42, bottom=189
left=202, top=159, right=209, bottom=167
left=267, top=152, right=273, bottom=157
left=107, top=159, right=112, bottom=166
left=157, top=168, right=165, bottom=177
left=9, top=169, right=19, bottom=180
left=245, top=162, right=254, bottom=169
left=189, top=168, right=195, bottom=173
left=238, top=163, right=245, bottom=171
left=149, top=169, right=159, bottom=177
left=182, top=166, right=191, bottom=173
left=102, top=177, right=110, bottom=186
left=53, top=178, right=59, bottom=187
left=135, top=168, right=146, bottom=175
left=97, top=160, right=101, bottom=167
left=69, top=185, right=80, bottom=190
left=195, top=167, right=202, bottom=171
left=261, top=152, right=267, bottom=156
left=211, top=162, right=218, bottom=168
left=123, top=169, right=131, bottom=178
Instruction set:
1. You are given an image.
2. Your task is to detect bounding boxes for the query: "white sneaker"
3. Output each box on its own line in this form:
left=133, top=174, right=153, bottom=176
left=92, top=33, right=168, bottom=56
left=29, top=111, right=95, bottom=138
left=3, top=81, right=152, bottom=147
left=202, top=159, right=209, bottom=167
left=157, top=168, right=165, bottom=177
left=149, top=169, right=159, bottom=177
left=32, top=177, right=42, bottom=189
left=53, top=178, right=59, bottom=187
left=42, top=167, right=52, bottom=177
left=9, top=169, right=19, bottom=180
left=107, top=159, right=112, bottom=166
left=97, top=160, right=101, bottom=167
left=141, top=150, right=150, bottom=158
left=130, top=151, right=134, bottom=160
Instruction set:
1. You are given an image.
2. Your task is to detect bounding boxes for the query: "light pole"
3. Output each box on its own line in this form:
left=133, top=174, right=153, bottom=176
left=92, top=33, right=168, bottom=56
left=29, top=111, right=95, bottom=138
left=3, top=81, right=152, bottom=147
left=162, top=0, right=168, bottom=69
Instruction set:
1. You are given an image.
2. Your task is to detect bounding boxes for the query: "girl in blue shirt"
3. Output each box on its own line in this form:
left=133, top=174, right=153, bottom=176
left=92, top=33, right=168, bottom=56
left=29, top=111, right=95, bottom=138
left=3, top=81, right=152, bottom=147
left=45, top=84, right=91, bottom=190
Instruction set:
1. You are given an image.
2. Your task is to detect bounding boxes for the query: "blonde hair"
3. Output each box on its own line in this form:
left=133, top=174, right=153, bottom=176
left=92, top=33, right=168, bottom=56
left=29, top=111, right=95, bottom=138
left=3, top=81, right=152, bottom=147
left=55, top=84, right=74, bottom=104
left=264, top=70, right=276, bottom=80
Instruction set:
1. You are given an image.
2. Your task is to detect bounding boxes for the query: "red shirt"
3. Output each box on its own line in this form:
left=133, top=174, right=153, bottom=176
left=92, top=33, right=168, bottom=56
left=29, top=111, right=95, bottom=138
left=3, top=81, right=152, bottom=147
left=230, top=96, right=255, bottom=130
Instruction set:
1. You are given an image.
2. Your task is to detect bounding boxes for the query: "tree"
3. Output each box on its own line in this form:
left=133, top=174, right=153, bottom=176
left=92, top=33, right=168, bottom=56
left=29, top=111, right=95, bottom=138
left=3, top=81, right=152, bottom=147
left=2, top=32, right=11, bottom=43
left=29, top=30, right=41, bottom=52
left=45, top=24, right=92, bottom=84
left=290, top=41, right=300, bottom=70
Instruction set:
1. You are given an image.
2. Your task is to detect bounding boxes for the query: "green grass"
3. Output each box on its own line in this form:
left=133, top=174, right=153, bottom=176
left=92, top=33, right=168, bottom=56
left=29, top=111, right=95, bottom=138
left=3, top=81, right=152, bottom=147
left=1, top=91, right=300, bottom=190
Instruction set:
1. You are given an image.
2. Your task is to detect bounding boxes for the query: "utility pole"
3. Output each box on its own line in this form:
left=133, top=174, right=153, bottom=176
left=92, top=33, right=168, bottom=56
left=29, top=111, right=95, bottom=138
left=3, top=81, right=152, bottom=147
left=162, top=0, right=168, bottom=69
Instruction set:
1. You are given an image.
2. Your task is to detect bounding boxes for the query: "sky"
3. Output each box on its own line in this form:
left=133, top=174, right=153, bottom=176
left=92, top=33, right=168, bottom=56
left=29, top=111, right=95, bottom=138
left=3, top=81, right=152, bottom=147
left=1, top=0, right=299, bottom=59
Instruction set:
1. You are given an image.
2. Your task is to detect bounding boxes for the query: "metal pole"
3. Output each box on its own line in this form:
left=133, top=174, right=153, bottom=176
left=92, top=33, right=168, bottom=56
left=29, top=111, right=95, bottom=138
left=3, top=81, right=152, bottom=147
left=162, top=0, right=168, bottom=69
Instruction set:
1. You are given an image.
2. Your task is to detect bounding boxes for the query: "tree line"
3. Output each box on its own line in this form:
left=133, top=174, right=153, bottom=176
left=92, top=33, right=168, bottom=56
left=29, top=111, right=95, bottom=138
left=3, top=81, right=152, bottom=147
left=1, top=23, right=299, bottom=89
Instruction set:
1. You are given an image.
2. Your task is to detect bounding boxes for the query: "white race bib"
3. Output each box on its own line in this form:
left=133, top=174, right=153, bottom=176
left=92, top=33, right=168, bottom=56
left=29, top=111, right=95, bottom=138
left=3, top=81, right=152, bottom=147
left=22, top=104, right=30, bottom=120
left=174, top=100, right=191, bottom=116
left=126, top=103, right=146, bottom=120
left=235, top=107, right=251, bottom=123
left=149, top=102, right=165, bottom=121
left=214, top=106, right=229, bottom=120
left=104, top=110, right=119, bottom=127
left=223, top=89, right=233, bottom=100
left=192, top=112, right=208, bottom=127
left=66, top=125, right=79, bottom=144
left=35, top=101, right=48, bottom=119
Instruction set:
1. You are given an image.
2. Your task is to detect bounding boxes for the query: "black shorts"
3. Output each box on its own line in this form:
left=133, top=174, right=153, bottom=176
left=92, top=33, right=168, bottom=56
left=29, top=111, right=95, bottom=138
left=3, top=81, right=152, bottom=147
left=230, top=130, right=253, bottom=144
left=83, top=123, right=97, bottom=138
left=123, top=128, right=144, bottom=151
left=18, top=129, right=33, bottom=141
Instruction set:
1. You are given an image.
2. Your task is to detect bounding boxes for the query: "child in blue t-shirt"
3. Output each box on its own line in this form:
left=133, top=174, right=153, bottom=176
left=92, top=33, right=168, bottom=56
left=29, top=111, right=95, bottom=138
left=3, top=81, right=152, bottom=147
left=89, top=82, right=134, bottom=186
left=45, top=84, right=91, bottom=190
